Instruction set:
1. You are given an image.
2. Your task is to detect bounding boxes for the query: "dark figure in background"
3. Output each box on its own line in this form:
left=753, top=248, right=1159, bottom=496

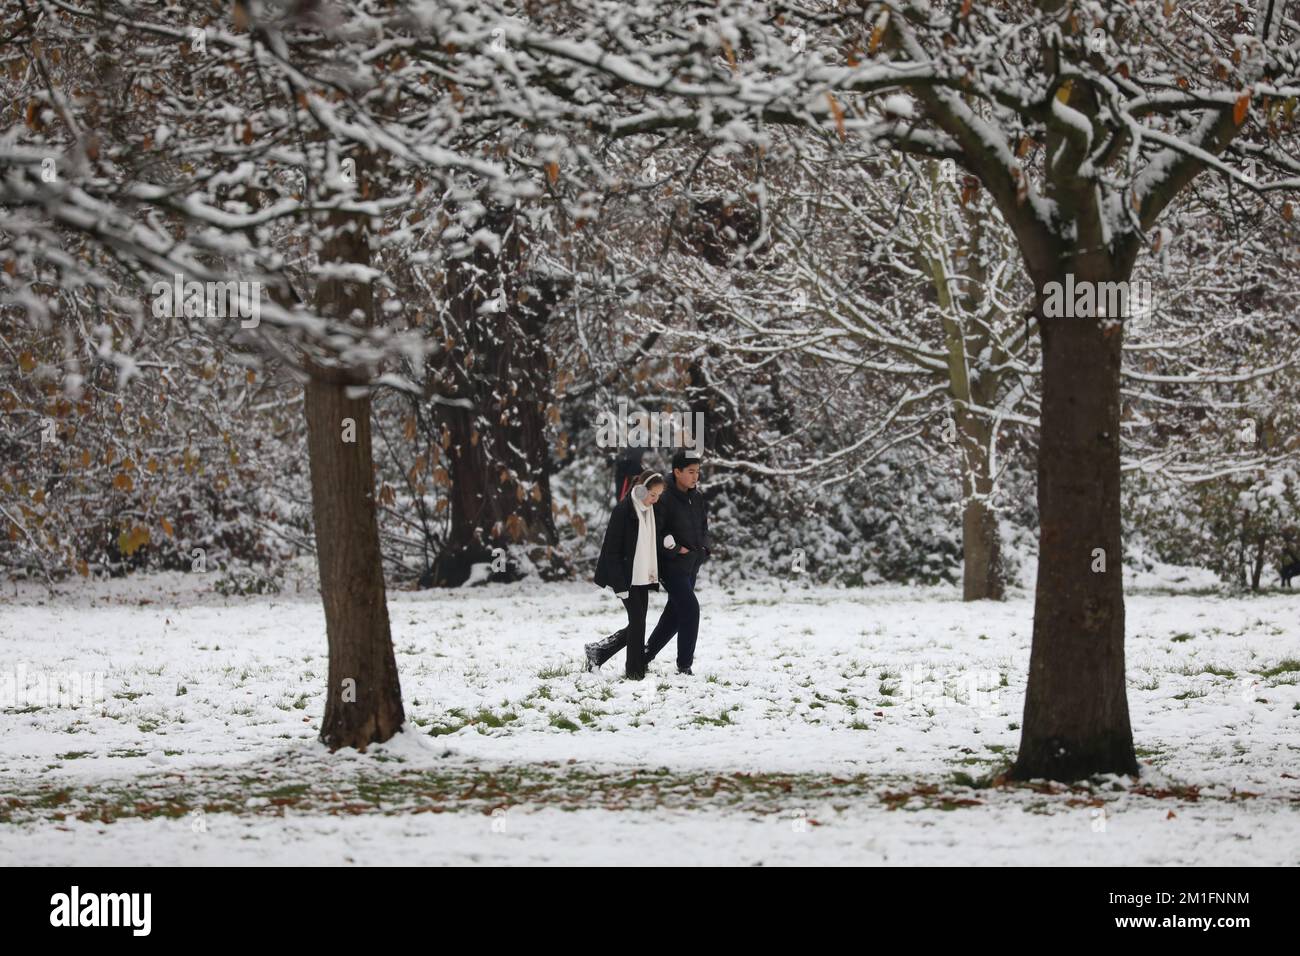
left=644, top=449, right=710, bottom=676
left=1281, top=554, right=1300, bottom=588
left=613, top=447, right=647, bottom=504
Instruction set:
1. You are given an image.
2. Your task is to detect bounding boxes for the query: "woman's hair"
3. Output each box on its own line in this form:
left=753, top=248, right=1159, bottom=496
left=635, top=469, right=665, bottom=490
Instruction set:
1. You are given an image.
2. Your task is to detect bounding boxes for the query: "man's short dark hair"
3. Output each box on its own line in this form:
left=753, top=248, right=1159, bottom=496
left=672, top=449, right=702, bottom=472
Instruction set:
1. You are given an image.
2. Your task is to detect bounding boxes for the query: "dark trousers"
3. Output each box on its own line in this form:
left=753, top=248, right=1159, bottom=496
left=645, top=572, right=698, bottom=669
left=593, top=585, right=650, bottom=677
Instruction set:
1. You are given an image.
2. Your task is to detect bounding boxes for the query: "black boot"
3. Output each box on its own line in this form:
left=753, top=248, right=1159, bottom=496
left=625, top=644, right=647, bottom=680
left=584, top=629, right=626, bottom=671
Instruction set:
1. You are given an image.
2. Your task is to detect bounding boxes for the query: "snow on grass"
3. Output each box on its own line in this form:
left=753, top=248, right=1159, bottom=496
left=1, top=568, right=1298, bottom=864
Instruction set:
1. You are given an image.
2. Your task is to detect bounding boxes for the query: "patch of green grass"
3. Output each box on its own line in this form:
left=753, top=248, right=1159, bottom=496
left=55, top=751, right=92, bottom=760
left=472, top=709, right=508, bottom=729
left=261, top=782, right=311, bottom=799
left=691, top=706, right=737, bottom=727
left=549, top=714, right=580, bottom=732
left=1170, top=633, right=1195, bottom=643
left=1260, top=658, right=1300, bottom=679
left=423, top=706, right=519, bottom=737
left=538, top=665, right=568, bottom=679
left=425, top=712, right=471, bottom=736
left=33, top=789, right=73, bottom=809
left=1173, top=689, right=1207, bottom=700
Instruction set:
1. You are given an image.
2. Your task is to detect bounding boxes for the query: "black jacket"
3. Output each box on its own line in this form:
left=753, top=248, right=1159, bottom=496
left=654, top=482, right=709, bottom=577
left=593, top=496, right=660, bottom=595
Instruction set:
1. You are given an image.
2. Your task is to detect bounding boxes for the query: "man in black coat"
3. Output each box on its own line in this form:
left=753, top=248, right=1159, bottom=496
left=644, top=449, right=709, bottom=674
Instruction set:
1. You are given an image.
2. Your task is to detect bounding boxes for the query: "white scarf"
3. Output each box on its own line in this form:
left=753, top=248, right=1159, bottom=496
left=629, top=492, right=658, bottom=586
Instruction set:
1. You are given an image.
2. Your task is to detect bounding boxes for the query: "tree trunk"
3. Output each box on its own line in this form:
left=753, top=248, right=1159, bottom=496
left=306, top=374, right=405, bottom=750
left=961, top=496, right=1004, bottom=600
left=1251, top=535, right=1266, bottom=592
left=928, top=184, right=1007, bottom=603
left=1010, top=272, right=1138, bottom=781
left=428, top=201, right=559, bottom=587
left=957, top=411, right=1005, bottom=601
left=306, top=178, right=405, bottom=750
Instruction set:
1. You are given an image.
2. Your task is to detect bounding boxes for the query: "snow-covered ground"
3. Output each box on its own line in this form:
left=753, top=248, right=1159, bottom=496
left=2, top=565, right=1298, bottom=865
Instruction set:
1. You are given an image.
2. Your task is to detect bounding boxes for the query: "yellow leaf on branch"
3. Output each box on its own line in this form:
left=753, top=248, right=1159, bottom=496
left=826, top=93, right=846, bottom=141
left=1233, top=92, right=1250, bottom=126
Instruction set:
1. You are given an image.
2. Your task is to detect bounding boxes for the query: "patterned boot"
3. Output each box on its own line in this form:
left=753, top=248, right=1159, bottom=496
left=584, top=629, right=626, bottom=671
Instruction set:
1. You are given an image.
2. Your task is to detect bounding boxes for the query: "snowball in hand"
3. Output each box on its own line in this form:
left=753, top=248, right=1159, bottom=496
left=663, top=534, right=676, bottom=550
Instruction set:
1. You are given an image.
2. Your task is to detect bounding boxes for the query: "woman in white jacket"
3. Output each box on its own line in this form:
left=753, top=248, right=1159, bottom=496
left=587, top=470, right=665, bottom=679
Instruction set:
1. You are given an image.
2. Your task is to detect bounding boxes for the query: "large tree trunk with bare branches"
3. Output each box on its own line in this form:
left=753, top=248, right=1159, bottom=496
left=1010, top=272, right=1138, bottom=781
left=307, top=186, right=404, bottom=750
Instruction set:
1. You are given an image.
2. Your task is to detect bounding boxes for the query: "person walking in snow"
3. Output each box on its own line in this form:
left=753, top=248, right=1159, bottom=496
left=643, top=449, right=709, bottom=676
left=586, top=470, right=666, bottom=680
